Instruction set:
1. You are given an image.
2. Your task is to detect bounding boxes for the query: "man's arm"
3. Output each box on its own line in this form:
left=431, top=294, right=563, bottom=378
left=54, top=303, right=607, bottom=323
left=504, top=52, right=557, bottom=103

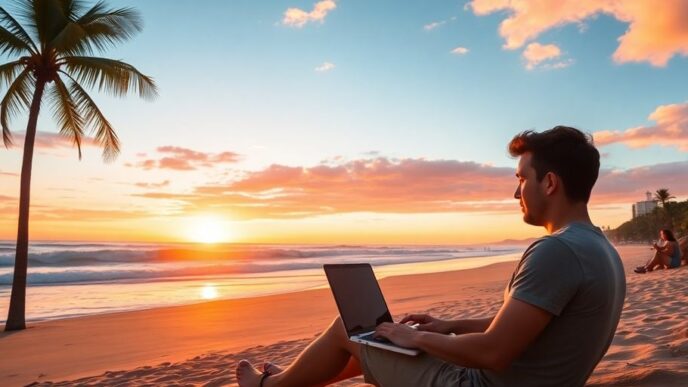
left=447, top=317, right=494, bottom=334
left=376, top=297, right=552, bottom=370
left=400, top=314, right=494, bottom=335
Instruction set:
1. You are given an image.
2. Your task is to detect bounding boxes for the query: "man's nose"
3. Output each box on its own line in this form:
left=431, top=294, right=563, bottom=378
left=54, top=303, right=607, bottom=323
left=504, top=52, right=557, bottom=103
left=514, top=185, right=521, bottom=199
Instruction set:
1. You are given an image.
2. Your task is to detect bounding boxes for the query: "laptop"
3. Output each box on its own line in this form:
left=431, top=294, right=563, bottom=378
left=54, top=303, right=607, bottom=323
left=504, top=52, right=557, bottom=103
left=324, top=263, right=420, bottom=356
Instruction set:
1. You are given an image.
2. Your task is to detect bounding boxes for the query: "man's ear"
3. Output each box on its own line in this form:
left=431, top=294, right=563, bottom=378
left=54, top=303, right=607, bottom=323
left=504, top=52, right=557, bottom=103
left=544, top=172, right=558, bottom=196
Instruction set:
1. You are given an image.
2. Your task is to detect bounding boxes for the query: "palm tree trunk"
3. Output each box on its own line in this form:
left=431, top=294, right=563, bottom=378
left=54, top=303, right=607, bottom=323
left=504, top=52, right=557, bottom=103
left=5, top=78, right=47, bottom=331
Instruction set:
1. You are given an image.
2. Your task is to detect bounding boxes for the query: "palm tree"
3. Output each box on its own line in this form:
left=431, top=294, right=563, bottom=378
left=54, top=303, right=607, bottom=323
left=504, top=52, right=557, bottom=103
left=654, top=188, right=675, bottom=208
left=1, top=0, right=157, bottom=331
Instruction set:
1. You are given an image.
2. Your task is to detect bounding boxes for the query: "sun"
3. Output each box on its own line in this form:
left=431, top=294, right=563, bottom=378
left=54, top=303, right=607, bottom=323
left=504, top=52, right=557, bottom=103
left=200, top=284, right=219, bottom=300
left=186, top=216, right=232, bottom=244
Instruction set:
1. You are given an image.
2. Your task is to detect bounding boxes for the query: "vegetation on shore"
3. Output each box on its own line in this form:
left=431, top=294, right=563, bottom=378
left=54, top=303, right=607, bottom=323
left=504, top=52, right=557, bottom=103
left=607, top=189, right=687, bottom=243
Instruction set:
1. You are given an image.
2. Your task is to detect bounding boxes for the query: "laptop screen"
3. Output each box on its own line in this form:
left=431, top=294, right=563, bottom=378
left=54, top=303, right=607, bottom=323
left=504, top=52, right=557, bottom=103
left=324, top=264, right=393, bottom=335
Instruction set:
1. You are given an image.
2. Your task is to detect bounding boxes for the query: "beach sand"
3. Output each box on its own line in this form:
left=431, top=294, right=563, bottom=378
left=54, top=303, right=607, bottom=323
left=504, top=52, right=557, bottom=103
left=1, top=245, right=687, bottom=386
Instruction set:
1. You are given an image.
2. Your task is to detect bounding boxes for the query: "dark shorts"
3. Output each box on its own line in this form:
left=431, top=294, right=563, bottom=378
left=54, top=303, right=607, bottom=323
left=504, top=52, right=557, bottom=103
left=359, top=345, right=473, bottom=387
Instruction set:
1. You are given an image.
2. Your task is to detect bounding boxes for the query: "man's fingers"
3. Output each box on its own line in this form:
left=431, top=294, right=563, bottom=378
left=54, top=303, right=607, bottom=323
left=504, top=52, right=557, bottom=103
left=401, top=314, right=428, bottom=324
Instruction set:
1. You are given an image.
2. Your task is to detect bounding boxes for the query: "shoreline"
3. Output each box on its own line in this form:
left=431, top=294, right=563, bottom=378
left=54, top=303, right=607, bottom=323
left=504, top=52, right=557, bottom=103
left=1, top=245, right=687, bottom=386
left=0, top=250, right=523, bottom=324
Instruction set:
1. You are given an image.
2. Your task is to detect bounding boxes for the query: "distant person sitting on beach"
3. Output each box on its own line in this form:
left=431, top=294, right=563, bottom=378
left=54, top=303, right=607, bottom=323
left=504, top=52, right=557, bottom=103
left=235, top=126, right=627, bottom=387
left=634, top=229, right=682, bottom=273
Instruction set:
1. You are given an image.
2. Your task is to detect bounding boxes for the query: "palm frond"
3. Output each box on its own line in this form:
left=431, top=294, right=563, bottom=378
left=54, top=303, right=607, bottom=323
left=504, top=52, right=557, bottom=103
left=51, top=2, right=142, bottom=56
left=49, top=75, right=84, bottom=158
left=56, top=0, right=88, bottom=21
left=78, top=2, right=142, bottom=34
left=0, top=67, right=34, bottom=147
left=0, top=60, right=24, bottom=88
left=61, top=70, right=119, bottom=161
left=62, top=56, right=157, bottom=100
left=0, top=25, right=34, bottom=56
left=0, top=5, right=38, bottom=54
left=15, top=0, right=69, bottom=49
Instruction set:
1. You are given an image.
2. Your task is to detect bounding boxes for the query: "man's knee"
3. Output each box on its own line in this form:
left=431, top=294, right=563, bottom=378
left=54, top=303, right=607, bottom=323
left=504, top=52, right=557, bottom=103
left=328, top=316, right=347, bottom=338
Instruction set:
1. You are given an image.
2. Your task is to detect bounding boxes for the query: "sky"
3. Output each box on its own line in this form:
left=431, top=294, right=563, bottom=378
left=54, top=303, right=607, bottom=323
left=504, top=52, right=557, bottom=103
left=0, top=0, right=687, bottom=244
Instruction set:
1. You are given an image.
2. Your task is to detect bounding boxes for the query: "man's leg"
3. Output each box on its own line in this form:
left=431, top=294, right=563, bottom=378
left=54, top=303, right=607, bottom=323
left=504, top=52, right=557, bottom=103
left=236, top=316, right=363, bottom=387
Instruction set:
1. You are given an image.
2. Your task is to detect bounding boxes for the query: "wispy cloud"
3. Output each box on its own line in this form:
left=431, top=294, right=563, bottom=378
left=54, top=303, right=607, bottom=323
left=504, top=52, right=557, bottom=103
left=594, top=101, right=688, bottom=151
left=469, top=0, right=688, bottom=66
left=128, top=146, right=241, bottom=171
left=283, top=0, right=337, bottom=28
left=315, top=62, right=336, bottom=72
left=135, top=180, right=170, bottom=189
left=451, top=46, right=469, bottom=55
left=595, top=161, right=688, bottom=203
left=8, top=131, right=99, bottom=150
left=135, top=157, right=518, bottom=219
left=424, top=20, right=446, bottom=31
left=132, top=155, right=688, bottom=220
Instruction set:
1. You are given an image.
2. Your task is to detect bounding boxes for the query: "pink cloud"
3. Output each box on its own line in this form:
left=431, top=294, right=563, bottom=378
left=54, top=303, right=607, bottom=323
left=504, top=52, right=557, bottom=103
left=594, top=101, right=688, bottom=150
left=134, top=180, right=170, bottom=189
left=0, top=170, right=18, bottom=177
left=594, top=161, right=688, bottom=203
left=522, top=43, right=566, bottom=70
left=9, top=131, right=99, bottom=150
left=132, top=156, right=688, bottom=220
left=136, top=157, right=520, bottom=219
left=283, top=0, right=336, bottom=28
left=131, top=146, right=241, bottom=171
left=469, top=0, right=688, bottom=67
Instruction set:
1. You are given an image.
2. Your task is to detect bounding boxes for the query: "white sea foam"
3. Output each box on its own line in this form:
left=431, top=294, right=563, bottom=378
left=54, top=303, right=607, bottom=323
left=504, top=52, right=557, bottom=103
left=0, top=241, right=526, bottom=323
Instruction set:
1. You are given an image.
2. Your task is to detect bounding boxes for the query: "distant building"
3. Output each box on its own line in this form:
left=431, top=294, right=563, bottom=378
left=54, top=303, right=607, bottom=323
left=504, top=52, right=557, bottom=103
left=632, top=191, right=657, bottom=218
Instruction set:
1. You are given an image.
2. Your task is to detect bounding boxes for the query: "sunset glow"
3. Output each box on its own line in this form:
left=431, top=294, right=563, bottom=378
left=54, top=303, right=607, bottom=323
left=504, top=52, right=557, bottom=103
left=0, top=0, right=685, bottom=244
left=200, top=284, right=219, bottom=300
left=186, top=216, right=232, bottom=244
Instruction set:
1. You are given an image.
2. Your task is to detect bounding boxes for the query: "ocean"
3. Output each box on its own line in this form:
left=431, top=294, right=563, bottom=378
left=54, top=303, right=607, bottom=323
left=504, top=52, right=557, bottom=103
left=0, top=241, right=525, bottom=323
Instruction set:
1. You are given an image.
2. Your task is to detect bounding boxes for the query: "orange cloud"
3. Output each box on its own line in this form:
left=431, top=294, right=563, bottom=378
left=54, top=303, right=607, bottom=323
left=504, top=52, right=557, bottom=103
left=129, top=146, right=241, bottom=171
left=130, top=156, right=688, bottom=220
left=469, top=0, right=688, bottom=66
left=283, top=0, right=336, bottom=28
left=135, top=158, right=519, bottom=219
left=594, top=101, right=688, bottom=150
left=522, top=43, right=569, bottom=70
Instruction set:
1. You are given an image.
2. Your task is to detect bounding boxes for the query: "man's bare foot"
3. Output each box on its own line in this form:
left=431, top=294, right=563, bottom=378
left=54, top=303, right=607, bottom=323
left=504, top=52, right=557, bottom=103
left=263, top=362, right=283, bottom=375
left=236, top=359, right=269, bottom=387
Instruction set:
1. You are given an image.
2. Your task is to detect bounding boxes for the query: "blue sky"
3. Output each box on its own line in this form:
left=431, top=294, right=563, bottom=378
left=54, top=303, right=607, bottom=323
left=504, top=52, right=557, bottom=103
left=0, top=0, right=687, bottom=243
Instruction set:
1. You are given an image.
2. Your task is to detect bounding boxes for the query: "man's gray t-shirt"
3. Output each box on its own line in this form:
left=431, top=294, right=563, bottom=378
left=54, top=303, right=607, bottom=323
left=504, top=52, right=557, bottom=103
left=468, top=222, right=626, bottom=387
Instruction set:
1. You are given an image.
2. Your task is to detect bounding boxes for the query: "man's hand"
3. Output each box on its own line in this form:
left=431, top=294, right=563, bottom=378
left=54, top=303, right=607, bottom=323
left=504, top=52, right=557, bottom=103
left=400, top=314, right=450, bottom=334
left=375, top=322, right=421, bottom=348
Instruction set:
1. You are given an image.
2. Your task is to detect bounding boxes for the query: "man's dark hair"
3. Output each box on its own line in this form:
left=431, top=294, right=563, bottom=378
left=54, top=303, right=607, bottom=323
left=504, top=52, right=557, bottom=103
left=508, top=126, right=600, bottom=203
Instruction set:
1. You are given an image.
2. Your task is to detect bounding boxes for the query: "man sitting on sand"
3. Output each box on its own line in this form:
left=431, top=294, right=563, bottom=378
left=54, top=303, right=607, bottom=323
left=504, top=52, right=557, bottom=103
left=236, top=126, right=627, bottom=387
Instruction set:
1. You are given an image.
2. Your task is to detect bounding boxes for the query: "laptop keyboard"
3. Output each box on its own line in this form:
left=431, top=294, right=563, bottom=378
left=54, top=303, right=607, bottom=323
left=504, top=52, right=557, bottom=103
left=357, top=332, right=391, bottom=344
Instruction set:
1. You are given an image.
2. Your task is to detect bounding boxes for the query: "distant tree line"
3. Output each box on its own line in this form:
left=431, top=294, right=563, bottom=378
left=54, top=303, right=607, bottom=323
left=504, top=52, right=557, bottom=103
left=606, top=189, right=688, bottom=243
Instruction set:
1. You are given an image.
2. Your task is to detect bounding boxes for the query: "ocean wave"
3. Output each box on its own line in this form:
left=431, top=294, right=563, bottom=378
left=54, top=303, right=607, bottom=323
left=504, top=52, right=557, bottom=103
left=0, top=243, right=515, bottom=268
left=0, top=248, right=518, bottom=285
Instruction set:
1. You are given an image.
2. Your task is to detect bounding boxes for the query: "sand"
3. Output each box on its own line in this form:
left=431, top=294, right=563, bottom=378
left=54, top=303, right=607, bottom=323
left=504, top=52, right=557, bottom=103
left=1, top=245, right=686, bottom=386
